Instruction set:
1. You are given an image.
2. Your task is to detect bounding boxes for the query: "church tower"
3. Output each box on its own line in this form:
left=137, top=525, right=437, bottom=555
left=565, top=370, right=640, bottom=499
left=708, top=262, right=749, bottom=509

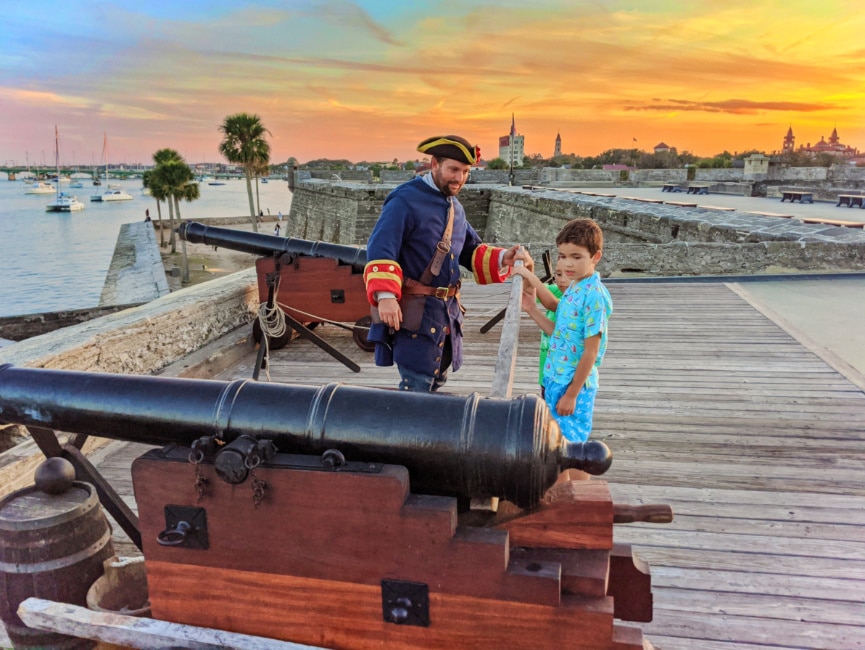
left=783, top=125, right=795, bottom=153
left=829, top=126, right=840, bottom=145
left=554, top=131, right=562, bottom=158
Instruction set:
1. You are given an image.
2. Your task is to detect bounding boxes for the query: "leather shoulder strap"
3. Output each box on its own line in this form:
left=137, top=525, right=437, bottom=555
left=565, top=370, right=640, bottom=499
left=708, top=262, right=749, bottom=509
left=420, top=198, right=454, bottom=285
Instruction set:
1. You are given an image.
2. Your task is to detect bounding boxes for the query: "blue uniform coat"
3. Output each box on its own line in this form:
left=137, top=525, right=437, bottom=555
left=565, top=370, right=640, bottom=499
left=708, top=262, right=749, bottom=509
left=366, top=177, right=484, bottom=376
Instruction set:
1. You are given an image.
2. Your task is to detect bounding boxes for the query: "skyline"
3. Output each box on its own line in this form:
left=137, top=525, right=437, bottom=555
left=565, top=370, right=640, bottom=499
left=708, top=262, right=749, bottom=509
left=2, top=1, right=864, bottom=166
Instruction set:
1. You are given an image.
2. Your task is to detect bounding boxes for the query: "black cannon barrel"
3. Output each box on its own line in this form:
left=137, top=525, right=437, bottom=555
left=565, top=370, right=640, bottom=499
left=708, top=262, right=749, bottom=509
left=0, top=365, right=610, bottom=510
left=177, top=221, right=368, bottom=272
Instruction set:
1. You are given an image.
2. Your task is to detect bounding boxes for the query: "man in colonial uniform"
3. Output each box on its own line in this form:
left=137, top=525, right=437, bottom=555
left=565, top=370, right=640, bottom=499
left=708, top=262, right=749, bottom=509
left=364, top=135, right=532, bottom=392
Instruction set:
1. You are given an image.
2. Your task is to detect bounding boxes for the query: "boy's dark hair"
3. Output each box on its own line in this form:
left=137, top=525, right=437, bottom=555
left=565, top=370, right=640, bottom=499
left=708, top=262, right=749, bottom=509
left=556, top=219, right=603, bottom=256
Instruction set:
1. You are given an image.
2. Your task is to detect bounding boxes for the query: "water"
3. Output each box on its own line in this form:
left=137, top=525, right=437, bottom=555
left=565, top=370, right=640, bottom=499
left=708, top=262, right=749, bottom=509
left=0, top=174, right=293, bottom=317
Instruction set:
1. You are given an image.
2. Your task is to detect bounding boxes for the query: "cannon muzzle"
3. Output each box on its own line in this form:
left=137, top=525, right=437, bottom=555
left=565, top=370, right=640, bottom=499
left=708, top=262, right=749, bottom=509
left=176, top=221, right=367, bottom=272
left=0, top=365, right=610, bottom=509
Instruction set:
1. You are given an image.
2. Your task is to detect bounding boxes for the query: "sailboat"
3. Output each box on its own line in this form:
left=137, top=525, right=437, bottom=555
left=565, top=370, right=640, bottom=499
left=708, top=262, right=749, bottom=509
left=46, top=126, right=85, bottom=212
left=93, top=133, right=106, bottom=186
left=91, top=134, right=132, bottom=201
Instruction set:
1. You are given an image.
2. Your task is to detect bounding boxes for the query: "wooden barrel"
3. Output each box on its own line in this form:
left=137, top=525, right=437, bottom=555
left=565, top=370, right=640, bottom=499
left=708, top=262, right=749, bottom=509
left=0, top=481, right=114, bottom=649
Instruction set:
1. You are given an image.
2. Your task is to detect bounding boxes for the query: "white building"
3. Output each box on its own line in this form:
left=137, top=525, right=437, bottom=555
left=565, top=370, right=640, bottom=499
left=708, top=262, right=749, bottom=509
left=498, top=115, right=525, bottom=167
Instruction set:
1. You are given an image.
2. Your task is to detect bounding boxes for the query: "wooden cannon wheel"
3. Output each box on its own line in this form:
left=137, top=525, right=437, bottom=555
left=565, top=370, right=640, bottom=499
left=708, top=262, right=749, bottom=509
left=352, top=316, right=375, bottom=352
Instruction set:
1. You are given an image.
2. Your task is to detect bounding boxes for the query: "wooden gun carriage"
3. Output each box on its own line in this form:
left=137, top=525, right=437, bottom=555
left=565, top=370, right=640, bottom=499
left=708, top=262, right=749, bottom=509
left=0, top=365, right=671, bottom=649
left=177, top=221, right=373, bottom=373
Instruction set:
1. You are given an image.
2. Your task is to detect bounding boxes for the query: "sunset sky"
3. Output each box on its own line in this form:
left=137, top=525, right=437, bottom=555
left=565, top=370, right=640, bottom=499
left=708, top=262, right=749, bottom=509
left=2, top=0, right=864, bottom=167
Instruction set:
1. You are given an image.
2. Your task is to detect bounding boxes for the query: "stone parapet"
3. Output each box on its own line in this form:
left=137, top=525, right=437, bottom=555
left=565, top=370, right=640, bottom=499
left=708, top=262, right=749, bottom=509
left=99, top=222, right=170, bottom=307
left=286, top=181, right=865, bottom=278
left=0, top=269, right=258, bottom=374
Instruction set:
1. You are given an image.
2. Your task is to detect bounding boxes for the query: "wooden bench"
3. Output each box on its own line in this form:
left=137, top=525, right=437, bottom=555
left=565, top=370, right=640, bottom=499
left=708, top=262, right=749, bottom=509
left=780, top=190, right=813, bottom=204
left=686, top=185, right=710, bottom=195
left=802, top=217, right=865, bottom=229
left=661, top=183, right=684, bottom=193
left=835, top=194, right=865, bottom=208
left=746, top=211, right=794, bottom=219
left=699, top=205, right=736, bottom=212
left=664, top=200, right=698, bottom=207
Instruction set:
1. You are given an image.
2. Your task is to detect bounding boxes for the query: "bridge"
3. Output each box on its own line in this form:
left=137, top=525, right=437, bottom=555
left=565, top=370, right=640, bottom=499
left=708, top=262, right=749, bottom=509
left=1, top=166, right=246, bottom=182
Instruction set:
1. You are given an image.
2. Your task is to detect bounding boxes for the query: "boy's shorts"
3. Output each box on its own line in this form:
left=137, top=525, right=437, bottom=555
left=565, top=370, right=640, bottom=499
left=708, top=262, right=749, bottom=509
left=543, top=379, right=597, bottom=443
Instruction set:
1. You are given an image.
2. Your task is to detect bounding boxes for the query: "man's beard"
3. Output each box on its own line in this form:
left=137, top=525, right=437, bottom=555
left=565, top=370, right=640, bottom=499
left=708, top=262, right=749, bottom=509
left=432, top=170, right=463, bottom=196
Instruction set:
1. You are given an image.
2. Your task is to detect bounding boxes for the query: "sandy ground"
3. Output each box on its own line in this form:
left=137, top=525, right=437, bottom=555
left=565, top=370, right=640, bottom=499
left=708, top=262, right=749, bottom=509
left=156, top=220, right=265, bottom=289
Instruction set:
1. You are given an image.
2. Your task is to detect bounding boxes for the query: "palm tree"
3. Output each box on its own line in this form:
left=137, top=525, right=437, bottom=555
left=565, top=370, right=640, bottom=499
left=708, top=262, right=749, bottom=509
left=150, top=152, right=196, bottom=253
left=145, top=149, right=185, bottom=249
left=141, top=170, right=166, bottom=247
left=218, top=113, right=271, bottom=232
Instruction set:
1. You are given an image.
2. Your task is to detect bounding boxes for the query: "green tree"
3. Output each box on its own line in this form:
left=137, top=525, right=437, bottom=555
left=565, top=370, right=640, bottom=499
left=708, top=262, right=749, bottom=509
left=218, top=113, right=271, bottom=232
left=150, top=151, right=197, bottom=253
left=486, top=158, right=508, bottom=170
left=141, top=169, right=166, bottom=248
left=143, top=148, right=185, bottom=249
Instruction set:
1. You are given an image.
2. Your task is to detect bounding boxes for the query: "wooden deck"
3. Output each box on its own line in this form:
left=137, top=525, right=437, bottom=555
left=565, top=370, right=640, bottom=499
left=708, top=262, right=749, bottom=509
left=85, top=280, right=865, bottom=650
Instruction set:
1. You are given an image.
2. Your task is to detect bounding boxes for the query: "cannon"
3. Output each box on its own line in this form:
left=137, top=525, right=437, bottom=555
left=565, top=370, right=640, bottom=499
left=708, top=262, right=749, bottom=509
left=0, top=365, right=669, bottom=649
left=0, top=364, right=610, bottom=510
left=177, top=221, right=372, bottom=370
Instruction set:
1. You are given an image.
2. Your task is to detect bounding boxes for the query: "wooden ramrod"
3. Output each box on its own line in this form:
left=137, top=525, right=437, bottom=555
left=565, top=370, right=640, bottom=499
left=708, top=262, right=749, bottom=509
left=0, top=364, right=611, bottom=510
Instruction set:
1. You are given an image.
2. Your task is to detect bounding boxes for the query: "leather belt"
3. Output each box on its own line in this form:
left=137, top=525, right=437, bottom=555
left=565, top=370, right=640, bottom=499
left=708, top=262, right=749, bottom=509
left=402, top=284, right=459, bottom=299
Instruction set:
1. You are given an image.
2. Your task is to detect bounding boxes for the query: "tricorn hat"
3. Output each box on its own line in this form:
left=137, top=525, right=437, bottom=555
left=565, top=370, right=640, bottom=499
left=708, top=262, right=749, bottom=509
left=417, top=135, right=480, bottom=165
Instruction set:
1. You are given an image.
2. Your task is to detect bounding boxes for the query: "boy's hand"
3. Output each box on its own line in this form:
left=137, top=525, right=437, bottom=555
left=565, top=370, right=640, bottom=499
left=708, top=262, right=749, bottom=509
left=520, top=288, right=538, bottom=313
left=556, top=392, right=577, bottom=416
left=512, top=265, right=534, bottom=287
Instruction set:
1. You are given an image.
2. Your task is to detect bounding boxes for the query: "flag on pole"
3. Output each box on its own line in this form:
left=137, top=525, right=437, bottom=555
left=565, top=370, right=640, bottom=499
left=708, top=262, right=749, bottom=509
left=510, top=114, right=517, bottom=138
left=633, top=137, right=638, bottom=142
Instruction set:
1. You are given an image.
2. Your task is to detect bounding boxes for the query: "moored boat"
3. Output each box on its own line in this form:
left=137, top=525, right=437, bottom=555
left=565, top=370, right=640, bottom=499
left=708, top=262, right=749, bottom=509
left=24, top=182, right=56, bottom=195
left=91, top=187, right=133, bottom=202
left=45, top=126, right=85, bottom=213
left=45, top=192, right=86, bottom=212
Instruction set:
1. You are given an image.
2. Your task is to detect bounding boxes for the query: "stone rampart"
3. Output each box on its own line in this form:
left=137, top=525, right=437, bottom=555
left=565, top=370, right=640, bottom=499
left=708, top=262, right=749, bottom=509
left=0, top=269, right=258, bottom=373
left=469, top=169, right=540, bottom=185
left=288, top=181, right=865, bottom=277
left=380, top=170, right=415, bottom=183
left=694, top=169, right=745, bottom=182
left=100, top=222, right=170, bottom=307
left=538, top=169, right=616, bottom=186
left=630, top=169, right=688, bottom=184
left=288, top=180, right=493, bottom=243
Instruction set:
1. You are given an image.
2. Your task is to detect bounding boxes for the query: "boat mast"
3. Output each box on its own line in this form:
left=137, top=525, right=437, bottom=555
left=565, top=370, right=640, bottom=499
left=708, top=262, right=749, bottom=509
left=54, top=125, right=60, bottom=202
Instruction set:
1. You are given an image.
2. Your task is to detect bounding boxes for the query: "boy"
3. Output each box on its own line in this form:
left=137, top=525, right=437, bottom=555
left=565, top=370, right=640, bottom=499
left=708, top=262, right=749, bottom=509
left=516, top=219, right=612, bottom=442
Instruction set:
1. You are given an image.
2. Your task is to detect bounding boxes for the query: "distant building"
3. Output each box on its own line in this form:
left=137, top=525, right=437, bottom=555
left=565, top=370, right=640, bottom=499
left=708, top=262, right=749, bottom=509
left=783, top=125, right=795, bottom=153
left=553, top=131, right=562, bottom=158
left=653, top=142, right=672, bottom=154
left=498, top=114, right=525, bottom=167
left=785, top=126, right=859, bottom=157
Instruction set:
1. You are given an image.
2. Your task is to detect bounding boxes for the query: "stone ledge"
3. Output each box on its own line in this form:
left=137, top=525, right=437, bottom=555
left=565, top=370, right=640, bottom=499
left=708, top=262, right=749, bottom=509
left=0, top=268, right=259, bottom=374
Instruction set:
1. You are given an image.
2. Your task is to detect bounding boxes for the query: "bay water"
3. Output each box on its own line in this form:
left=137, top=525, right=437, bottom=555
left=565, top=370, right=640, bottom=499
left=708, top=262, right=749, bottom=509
left=0, top=174, right=293, bottom=317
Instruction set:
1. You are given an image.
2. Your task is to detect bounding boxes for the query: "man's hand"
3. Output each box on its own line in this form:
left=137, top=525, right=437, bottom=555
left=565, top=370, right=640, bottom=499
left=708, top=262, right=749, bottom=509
left=377, top=297, right=403, bottom=331
left=503, top=245, right=535, bottom=273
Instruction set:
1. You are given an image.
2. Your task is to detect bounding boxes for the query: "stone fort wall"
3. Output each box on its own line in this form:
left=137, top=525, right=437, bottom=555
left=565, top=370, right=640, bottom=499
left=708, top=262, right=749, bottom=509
left=287, top=180, right=865, bottom=276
